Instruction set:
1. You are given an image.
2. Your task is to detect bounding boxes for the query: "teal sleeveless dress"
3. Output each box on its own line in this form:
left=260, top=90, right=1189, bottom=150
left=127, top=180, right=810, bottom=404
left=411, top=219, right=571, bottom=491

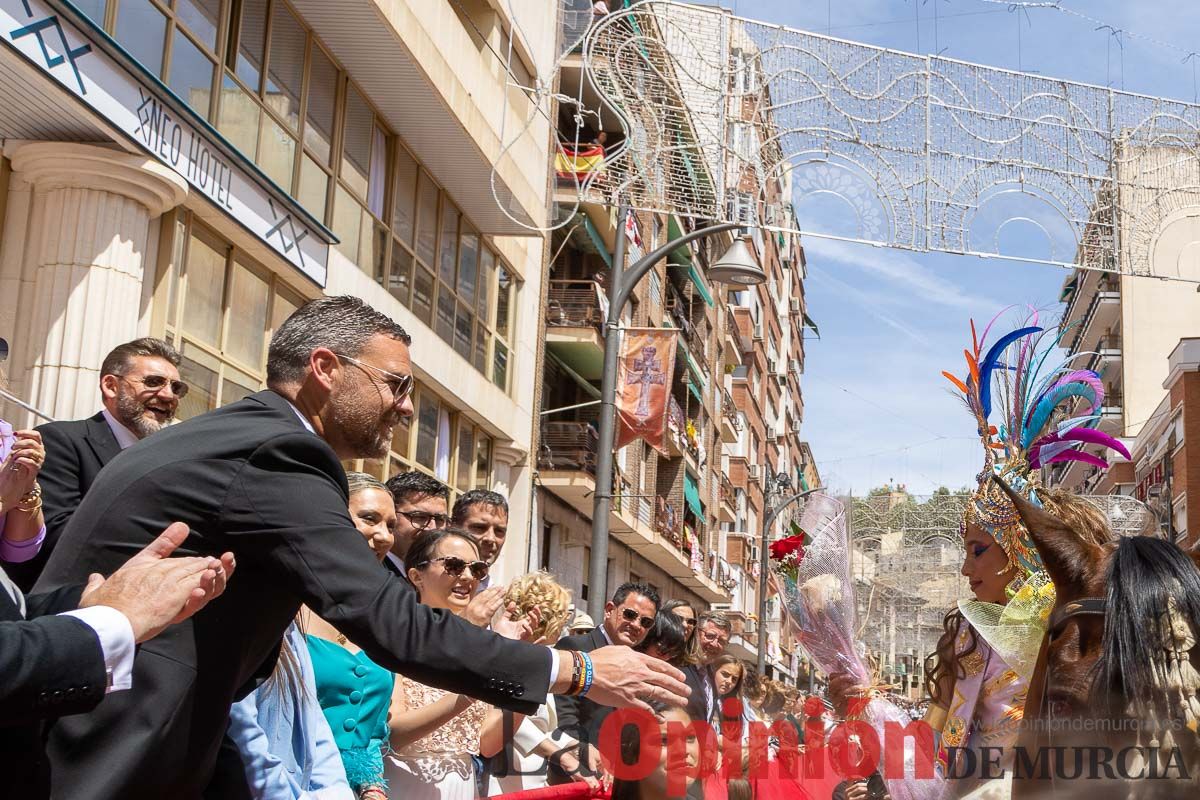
left=306, top=634, right=395, bottom=793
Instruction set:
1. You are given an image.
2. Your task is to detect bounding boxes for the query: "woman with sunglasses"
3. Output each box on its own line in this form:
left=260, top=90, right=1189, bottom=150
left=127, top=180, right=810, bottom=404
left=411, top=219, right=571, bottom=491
left=384, top=528, right=528, bottom=799
left=660, top=599, right=703, bottom=667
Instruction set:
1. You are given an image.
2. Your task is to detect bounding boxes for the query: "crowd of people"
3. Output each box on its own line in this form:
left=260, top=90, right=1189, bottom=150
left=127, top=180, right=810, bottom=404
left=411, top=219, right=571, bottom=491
left=0, top=300, right=843, bottom=800
left=0, top=296, right=698, bottom=800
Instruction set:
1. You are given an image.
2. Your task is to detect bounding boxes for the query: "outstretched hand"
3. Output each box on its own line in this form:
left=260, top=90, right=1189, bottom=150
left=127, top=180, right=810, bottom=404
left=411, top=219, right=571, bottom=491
left=580, top=645, right=690, bottom=711
left=79, top=522, right=236, bottom=642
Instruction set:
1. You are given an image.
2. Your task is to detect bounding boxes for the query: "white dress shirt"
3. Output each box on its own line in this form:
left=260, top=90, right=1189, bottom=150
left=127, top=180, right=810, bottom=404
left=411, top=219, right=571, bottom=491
left=101, top=409, right=140, bottom=450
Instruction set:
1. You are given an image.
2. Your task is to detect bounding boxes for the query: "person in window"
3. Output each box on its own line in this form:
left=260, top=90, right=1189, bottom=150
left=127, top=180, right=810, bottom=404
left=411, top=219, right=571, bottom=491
left=385, top=528, right=530, bottom=799
left=229, top=472, right=396, bottom=799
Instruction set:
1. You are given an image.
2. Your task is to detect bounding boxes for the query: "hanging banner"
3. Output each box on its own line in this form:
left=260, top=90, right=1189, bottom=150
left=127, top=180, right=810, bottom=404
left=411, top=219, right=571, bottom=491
left=615, top=327, right=677, bottom=455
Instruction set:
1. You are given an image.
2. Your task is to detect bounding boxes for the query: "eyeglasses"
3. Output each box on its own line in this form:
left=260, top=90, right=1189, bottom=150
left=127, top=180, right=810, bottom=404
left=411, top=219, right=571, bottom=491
left=122, top=374, right=189, bottom=398
left=621, top=607, right=656, bottom=629
left=417, top=555, right=489, bottom=580
left=396, top=509, right=449, bottom=531
left=333, top=353, right=414, bottom=406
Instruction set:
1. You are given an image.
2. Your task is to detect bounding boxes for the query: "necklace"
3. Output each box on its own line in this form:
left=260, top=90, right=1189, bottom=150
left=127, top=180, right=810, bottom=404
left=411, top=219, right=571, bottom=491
left=336, top=631, right=347, bottom=645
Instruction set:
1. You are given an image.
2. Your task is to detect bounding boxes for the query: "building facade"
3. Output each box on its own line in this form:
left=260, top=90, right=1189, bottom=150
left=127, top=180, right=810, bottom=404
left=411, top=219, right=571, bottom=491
left=1049, top=145, right=1200, bottom=494
left=1129, top=338, right=1200, bottom=547
left=540, top=1, right=821, bottom=682
left=0, top=0, right=557, bottom=584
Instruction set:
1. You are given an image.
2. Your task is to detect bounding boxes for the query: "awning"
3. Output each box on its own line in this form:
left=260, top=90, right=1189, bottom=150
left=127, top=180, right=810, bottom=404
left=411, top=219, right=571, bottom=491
left=666, top=216, right=692, bottom=266
left=584, top=215, right=613, bottom=268
left=687, top=378, right=702, bottom=402
left=682, top=263, right=715, bottom=306
left=803, top=313, right=821, bottom=339
left=684, top=471, right=704, bottom=517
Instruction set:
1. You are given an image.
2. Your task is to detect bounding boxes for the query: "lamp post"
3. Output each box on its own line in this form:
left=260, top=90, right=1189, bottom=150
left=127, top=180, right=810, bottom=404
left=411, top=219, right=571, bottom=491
left=587, top=204, right=766, bottom=621
left=756, top=468, right=822, bottom=675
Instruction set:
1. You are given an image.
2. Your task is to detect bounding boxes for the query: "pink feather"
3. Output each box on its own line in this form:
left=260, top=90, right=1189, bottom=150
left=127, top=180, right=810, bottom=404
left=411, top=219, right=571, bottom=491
left=1044, top=450, right=1111, bottom=470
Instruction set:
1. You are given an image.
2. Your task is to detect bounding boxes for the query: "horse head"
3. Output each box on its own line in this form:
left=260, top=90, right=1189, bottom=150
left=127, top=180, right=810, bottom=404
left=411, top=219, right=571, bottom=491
left=997, top=477, right=1200, bottom=796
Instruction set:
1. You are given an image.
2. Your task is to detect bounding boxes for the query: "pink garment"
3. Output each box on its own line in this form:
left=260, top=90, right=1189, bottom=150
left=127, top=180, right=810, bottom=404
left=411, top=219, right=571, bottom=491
left=0, top=419, right=46, bottom=562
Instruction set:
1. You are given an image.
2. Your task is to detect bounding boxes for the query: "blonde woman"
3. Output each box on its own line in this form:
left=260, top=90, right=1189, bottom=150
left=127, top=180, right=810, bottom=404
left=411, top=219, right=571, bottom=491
left=487, top=572, right=604, bottom=793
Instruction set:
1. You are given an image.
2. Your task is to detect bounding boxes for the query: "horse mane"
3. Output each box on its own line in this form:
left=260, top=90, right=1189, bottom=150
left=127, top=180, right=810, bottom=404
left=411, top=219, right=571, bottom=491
left=1093, top=535, right=1200, bottom=726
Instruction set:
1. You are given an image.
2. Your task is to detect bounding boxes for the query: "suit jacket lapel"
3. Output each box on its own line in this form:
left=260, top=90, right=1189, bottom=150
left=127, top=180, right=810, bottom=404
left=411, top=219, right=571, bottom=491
left=84, top=412, right=122, bottom=467
left=591, top=626, right=608, bottom=650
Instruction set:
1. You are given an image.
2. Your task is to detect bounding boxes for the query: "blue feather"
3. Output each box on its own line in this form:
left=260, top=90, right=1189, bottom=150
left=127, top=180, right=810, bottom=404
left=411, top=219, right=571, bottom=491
left=979, top=326, right=1042, bottom=418
left=1021, top=383, right=1099, bottom=448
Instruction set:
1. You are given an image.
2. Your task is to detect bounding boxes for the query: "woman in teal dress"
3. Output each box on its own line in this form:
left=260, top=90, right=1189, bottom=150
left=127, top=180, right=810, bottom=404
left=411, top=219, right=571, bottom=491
left=302, top=472, right=398, bottom=800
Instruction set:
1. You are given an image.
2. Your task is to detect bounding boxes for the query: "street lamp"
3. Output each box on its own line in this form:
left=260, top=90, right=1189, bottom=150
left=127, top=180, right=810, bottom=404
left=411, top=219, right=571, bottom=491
left=756, top=468, right=823, bottom=675
left=586, top=204, right=766, bottom=621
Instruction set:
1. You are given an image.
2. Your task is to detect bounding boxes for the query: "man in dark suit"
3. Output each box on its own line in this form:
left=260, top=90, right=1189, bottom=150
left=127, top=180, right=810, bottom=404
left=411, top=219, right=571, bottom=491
left=555, top=581, right=661, bottom=777
left=35, top=296, right=686, bottom=799
left=12, top=338, right=184, bottom=591
left=382, top=470, right=450, bottom=578
left=2, top=523, right=233, bottom=798
left=683, top=611, right=732, bottom=723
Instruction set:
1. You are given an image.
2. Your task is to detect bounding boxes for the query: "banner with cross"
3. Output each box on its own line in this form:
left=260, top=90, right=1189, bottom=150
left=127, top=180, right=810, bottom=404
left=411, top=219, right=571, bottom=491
left=615, top=328, right=678, bottom=455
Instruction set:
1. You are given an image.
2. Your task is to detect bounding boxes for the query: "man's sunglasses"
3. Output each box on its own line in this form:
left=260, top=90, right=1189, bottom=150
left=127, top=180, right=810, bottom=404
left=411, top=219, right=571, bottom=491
left=621, top=607, right=656, bottom=629
left=397, top=509, right=449, bottom=531
left=333, top=352, right=414, bottom=406
left=417, top=555, right=489, bottom=580
left=123, top=374, right=189, bottom=398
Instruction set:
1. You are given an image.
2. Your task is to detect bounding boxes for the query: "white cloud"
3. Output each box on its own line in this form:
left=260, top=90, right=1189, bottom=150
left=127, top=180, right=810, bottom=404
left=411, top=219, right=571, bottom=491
left=804, top=236, right=992, bottom=309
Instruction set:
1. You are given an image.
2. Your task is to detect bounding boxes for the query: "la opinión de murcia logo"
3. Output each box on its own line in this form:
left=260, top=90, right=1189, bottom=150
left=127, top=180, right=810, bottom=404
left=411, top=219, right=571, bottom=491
left=9, top=1, right=91, bottom=94
left=493, top=702, right=1194, bottom=796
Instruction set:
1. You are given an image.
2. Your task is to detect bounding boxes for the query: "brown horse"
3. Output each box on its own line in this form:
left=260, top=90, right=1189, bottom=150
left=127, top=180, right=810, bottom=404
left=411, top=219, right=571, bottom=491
left=1000, top=478, right=1200, bottom=799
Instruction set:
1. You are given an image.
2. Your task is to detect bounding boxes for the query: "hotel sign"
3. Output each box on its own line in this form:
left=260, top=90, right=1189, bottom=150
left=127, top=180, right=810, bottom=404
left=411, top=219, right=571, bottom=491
left=1, top=0, right=329, bottom=285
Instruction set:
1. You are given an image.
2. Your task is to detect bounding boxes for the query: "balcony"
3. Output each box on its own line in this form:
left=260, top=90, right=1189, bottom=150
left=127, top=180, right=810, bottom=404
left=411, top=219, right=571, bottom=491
left=545, top=280, right=605, bottom=381
left=718, top=473, right=737, bottom=522
left=1064, top=275, right=1121, bottom=353
left=538, top=422, right=643, bottom=538
left=719, top=388, right=741, bottom=443
left=642, top=501, right=728, bottom=603
left=730, top=307, right=756, bottom=353
left=1097, top=335, right=1123, bottom=368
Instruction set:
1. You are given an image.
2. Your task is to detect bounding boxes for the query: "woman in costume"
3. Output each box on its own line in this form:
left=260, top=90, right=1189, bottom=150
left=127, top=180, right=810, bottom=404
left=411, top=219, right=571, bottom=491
left=831, top=313, right=1132, bottom=798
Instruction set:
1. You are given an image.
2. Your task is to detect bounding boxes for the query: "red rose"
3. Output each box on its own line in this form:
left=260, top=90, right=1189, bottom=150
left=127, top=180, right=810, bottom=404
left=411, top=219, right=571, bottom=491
left=769, top=535, right=805, bottom=561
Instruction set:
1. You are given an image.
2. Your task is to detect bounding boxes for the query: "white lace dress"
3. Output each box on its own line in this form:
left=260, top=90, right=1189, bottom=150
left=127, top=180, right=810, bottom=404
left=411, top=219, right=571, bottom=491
left=385, top=676, right=487, bottom=800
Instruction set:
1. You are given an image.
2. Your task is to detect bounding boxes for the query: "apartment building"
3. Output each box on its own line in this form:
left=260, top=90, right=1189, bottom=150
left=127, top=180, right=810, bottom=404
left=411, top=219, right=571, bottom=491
left=0, top=0, right=556, bottom=584
left=537, top=1, right=821, bottom=681
left=1049, top=145, right=1200, bottom=494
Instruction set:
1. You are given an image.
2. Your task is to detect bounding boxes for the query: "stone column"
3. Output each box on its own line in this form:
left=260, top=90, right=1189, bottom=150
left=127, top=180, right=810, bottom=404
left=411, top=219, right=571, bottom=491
left=7, top=143, right=188, bottom=421
left=490, top=442, right=528, bottom=582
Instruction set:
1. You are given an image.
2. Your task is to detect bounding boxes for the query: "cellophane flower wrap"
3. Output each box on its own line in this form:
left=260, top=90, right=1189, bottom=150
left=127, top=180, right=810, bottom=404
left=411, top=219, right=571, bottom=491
left=770, top=494, right=942, bottom=800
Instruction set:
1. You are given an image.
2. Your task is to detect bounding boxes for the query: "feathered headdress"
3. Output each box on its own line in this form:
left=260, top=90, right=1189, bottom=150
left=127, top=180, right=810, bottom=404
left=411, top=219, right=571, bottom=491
left=942, top=309, right=1131, bottom=579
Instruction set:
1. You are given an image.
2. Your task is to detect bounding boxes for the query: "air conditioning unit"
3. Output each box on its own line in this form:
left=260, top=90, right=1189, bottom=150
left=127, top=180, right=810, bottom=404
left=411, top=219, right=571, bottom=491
left=791, top=418, right=802, bottom=433
left=748, top=464, right=760, bottom=481
left=789, top=359, right=802, bottom=376
left=752, top=321, right=764, bottom=340
left=789, top=297, right=801, bottom=315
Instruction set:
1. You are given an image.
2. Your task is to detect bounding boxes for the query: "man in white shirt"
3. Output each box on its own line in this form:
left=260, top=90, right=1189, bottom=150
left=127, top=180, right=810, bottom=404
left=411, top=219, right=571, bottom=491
left=16, top=338, right=186, bottom=590
left=1, top=522, right=234, bottom=798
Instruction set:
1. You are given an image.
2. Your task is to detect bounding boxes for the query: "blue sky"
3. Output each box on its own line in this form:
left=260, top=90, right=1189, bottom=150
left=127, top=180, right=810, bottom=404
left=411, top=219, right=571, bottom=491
left=693, top=0, right=1200, bottom=495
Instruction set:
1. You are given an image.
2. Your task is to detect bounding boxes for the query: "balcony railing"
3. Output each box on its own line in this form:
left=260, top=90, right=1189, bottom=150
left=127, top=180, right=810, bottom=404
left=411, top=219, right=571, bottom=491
left=654, top=498, right=683, bottom=546
left=721, top=388, right=741, bottom=431
left=538, top=421, right=598, bottom=474
left=546, top=280, right=604, bottom=330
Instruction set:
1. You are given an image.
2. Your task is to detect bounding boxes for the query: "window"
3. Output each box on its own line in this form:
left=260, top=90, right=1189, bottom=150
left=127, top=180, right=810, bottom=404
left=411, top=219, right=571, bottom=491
left=102, top=0, right=221, bottom=119
left=164, top=213, right=304, bottom=419
left=348, top=386, right=494, bottom=501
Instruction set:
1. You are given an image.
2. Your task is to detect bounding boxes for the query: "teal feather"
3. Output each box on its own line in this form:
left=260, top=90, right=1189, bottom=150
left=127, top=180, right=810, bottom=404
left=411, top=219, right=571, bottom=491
left=1021, top=383, right=1100, bottom=448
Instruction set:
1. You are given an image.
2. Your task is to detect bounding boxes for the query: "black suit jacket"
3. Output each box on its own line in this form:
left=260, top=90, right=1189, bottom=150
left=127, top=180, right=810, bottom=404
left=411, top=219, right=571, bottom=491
left=10, top=413, right=123, bottom=591
left=34, top=390, right=553, bottom=799
left=0, top=571, right=106, bottom=798
left=554, top=627, right=612, bottom=748
left=683, top=663, right=714, bottom=723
